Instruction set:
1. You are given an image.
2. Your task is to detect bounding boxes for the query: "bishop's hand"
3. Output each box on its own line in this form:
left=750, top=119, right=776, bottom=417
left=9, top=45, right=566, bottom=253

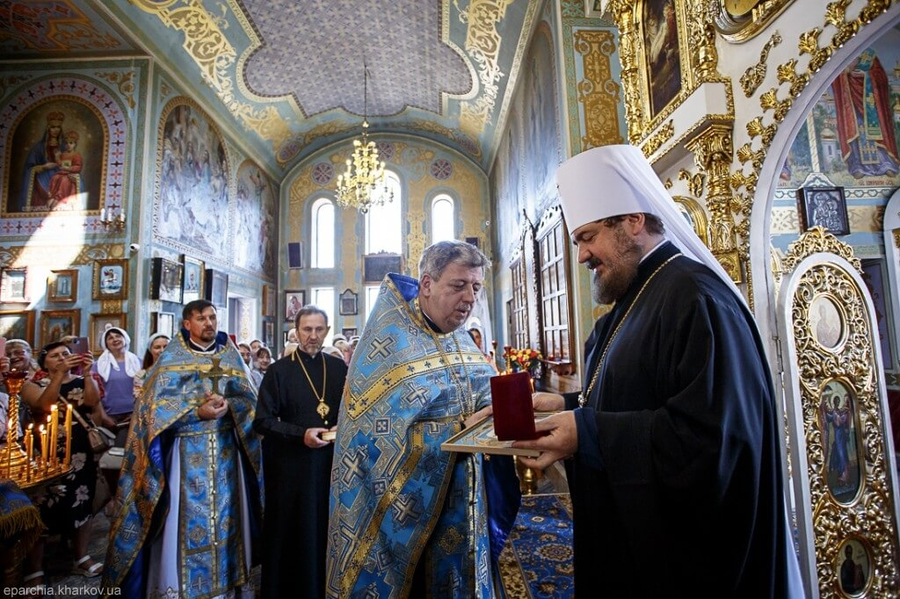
left=512, top=411, right=577, bottom=470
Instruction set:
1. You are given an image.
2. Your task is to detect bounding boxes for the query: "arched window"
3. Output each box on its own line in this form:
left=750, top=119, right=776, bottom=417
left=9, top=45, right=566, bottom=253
left=431, top=195, right=455, bottom=243
left=365, top=171, right=402, bottom=255
left=311, top=197, right=335, bottom=268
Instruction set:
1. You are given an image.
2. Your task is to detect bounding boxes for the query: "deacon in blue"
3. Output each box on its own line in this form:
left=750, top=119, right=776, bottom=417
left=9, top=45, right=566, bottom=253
left=103, top=299, right=263, bottom=598
left=326, top=240, right=519, bottom=598
left=514, top=145, right=803, bottom=597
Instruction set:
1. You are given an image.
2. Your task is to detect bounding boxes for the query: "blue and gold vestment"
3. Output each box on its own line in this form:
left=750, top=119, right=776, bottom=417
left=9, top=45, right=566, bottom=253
left=103, top=331, right=262, bottom=598
left=326, top=274, right=518, bottom=598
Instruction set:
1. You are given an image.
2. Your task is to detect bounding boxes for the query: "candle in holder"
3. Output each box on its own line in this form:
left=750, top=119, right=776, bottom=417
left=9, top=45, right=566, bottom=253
left=39, top=425, right=47, bottom=473
left=50, top=405, right=58, bottom=468
left=25, top=424, right=33, bottom=483
left=64, top=404, right=73, bottom=466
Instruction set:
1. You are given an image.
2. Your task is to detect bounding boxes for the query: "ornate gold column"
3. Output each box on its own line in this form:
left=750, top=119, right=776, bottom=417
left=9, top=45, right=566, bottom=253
left=686, top=125, right=742, bottom=282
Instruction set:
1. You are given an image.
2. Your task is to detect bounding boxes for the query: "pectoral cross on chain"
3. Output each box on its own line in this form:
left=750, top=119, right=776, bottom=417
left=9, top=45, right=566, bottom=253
left=200, top=357, right=230, bottom=396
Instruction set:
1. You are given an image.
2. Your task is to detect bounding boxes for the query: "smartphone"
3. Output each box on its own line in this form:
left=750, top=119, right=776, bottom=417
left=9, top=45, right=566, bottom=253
left=67, top=337, right=89, bottom=376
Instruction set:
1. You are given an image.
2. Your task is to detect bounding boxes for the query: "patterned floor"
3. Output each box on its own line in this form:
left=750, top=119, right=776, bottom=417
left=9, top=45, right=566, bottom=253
left=499, top=494, right=575, bottom=599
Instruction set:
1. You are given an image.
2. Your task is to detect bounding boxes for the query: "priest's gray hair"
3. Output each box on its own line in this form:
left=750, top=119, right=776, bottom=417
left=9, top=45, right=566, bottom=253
left=419, top=240, right=489, bottom=282
left=294, top=304, right=329, bottom=328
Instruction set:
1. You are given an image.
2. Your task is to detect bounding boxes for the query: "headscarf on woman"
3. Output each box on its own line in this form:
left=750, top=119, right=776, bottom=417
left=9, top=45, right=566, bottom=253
left=96, top=327, right=141, bottom=381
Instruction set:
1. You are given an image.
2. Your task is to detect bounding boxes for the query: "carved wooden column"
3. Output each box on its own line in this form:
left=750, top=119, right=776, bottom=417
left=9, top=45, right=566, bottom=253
left=686, top=124, right=742, bottom=282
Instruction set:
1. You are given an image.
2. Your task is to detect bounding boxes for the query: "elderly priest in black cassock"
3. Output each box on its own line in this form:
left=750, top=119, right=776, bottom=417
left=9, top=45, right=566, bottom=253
left=253, top=306, right=347, bottom=599
left=515, top=145, right=804, bottom=597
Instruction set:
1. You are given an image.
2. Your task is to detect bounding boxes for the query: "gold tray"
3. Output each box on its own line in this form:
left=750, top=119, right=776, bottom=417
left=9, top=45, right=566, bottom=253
left=440, top=413, right=557, bottom=457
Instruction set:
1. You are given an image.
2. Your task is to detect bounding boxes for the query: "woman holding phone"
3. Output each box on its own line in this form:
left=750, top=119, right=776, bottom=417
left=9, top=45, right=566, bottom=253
left=21, top=342, right=102, bottom=585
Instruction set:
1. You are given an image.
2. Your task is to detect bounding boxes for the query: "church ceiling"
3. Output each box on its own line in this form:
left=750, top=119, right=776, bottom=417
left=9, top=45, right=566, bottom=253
left=0, top=0, right=543, bottom=174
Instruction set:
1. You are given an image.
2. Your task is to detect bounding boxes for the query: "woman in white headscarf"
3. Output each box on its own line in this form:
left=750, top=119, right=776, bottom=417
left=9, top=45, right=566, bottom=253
left=91, top=327, right=141, bottom=436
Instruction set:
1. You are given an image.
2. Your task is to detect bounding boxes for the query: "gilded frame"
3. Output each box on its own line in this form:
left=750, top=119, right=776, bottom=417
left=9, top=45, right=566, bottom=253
left=47, top=269, right=78, bottom=303
left=39, top=309, right=80, bottom=348
left=0, top=309, right=35, bottom=346
left=92, top=258, right=128, bottom=301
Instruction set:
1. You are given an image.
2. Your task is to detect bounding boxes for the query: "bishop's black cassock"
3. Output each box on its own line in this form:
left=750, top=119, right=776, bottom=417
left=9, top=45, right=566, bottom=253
left=565, top=241, right=793, bottom=597
left=253, top=349, right=348, bottom=599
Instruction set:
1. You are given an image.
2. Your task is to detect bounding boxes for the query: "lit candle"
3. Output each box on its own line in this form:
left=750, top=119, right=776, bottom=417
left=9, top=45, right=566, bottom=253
left=39, top=425, right=47, bottom=474
left=25, top=424, right=33, bottom=483
left=118, top=211, right=125, bottom=223
left=50, top=405, right=58, bottom=468
left=64, top=404, right=73, bottom=466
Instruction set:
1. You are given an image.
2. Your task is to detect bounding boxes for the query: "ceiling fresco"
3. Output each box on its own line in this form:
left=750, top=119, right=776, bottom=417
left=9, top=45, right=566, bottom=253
left=0, top=0, right=544, bottom=174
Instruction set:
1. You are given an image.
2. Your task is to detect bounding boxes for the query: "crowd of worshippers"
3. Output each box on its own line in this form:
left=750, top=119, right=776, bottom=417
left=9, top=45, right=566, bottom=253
left=1, top=146, right=802, bottom=598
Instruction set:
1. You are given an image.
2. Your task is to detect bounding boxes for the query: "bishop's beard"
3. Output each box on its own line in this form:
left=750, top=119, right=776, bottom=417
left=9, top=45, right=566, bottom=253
left=591, top=229, right=643, bottom=305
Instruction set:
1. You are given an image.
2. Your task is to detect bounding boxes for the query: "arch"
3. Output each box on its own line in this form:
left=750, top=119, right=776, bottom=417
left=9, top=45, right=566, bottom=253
left=430, top=193, right=456, bottom=243
left=311, top=196, right=335, bottom=268
left=748, top=5, right=900, bottom=353
left=365, top=169, right=402, bottom=255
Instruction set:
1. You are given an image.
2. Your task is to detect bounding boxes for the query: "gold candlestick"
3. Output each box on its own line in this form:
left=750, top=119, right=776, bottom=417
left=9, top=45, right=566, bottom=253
left=50, top=404, right=58, bottom=468
left=0, top=369, right=28, bottom=476
left=64, top=404, right=72, bottom=466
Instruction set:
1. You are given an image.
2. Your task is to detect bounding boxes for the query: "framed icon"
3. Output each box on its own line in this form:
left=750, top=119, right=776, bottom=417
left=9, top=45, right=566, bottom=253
left=181, top=255, right=205, bottom=304
left=151, top=257, right=184, bottom=303
left=92, top=259, right=128, bottom=301
left=339, top=289, right=358, bottom=316
left=0, top=268, right=28, bottom=302
left=797, top=186, right=849, bottom=235
left=39, top=309, right=80, bottom=348
left=0, top=309, right=35, bottom=345
left=47, top=269, right=78, bottom=303
left=90, top=313, right=126, bottom=354
left=284, top=290, right=306, bottom=324
left=205, top=268, right=229, bottom=308
left=151, top=311, right=175, bottom=338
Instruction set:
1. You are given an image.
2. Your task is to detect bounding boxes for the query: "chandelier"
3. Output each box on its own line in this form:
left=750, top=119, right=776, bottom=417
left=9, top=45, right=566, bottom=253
left=336, top=64, right=393, bottom=213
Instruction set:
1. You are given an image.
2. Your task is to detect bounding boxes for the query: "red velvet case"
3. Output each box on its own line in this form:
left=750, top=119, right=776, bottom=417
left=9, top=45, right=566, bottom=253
left=490, top=371, right=539, bottom=440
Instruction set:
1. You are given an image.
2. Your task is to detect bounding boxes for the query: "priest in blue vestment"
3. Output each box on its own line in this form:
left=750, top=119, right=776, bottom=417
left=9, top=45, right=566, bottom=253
left=103, top=300, right=263, bottom=598
left=326, top=240, right=519, bottom=598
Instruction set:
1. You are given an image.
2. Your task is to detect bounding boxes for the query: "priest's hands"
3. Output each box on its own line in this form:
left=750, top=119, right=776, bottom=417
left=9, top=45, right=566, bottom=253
left=198, top=392, right=228, bottom=420
left=512, top=411, right=577, bottom=470
left=463, top=405, right=493, bottom=429
left=305, top=427, right=331, bottom=448
left=532, top=392, right=565, bottom=412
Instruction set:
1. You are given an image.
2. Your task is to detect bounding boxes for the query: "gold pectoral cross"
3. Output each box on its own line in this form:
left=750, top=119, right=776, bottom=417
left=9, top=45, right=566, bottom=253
left=199, top=357, right=230, bottom=396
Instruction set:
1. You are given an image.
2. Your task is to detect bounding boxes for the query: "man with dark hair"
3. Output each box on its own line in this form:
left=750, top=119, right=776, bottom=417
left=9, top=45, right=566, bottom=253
left=326, top=241, right=519, bottom=598
left=514, top=145, right=801, bottom=597
left=104, top=299, right=263, bottom=597
left=254, top=305, right=347, bottom=598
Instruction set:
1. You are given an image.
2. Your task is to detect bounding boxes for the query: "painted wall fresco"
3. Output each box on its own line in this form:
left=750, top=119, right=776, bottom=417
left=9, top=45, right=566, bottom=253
left=154, top=98, right=230, bottom=260
left=6, top=98, right=105, bottom=213
left=778, top=31, right=900, bottom=190
left=233, top=159, right=276, bottom=274
left=522, top=25, right=562, bottom=215
left=492, top=108, right=523, bottom=254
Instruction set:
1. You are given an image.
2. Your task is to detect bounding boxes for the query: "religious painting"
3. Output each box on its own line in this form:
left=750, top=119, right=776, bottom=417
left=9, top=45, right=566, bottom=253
left=837, top=538, right=872, bottom=595
left=777, top=121, right=813, bottom=188
left=860, top=259, right=895, bottom=367
left=92, top=259, right=128, bottom=301
left=0, top=310, right=34, bottom=346
left=818, top=379, right=862, bottom=503
left=491, top=109, right=523, bottom=255
left=181, top=255, right=204, bottom=304
left=154, top=99, right=229, bottom=260
left=287, top=241, right=304, bottom=269
left=341, top=327, right=357, bottom=339
left=0, top=268, right=27, bottom=303
left=233, top=159, right=276, bottom=274
left=798, top=186, right=849, bottom=235
left=521, top=26, right=560, bottom=214
left=262, top=284, right=275, bottom=317
left=47, top=269, right=78, bottom=303
left=4, top=96, right=105, bottom=214
left=809, top=295, right=845, bottom=350
left=205, top=268, right=228, bottom=308
left=263, top=318, right=275, bottom=349
left=363, top=254, right=402, bottom=283
left=151, top=257, right=183, bottom=304
left=40, top=309, right=80, bottom=348
left=340, top=289, right=358, bottom=316
left=151, top=312, right=175, bottom=338
left=641, top=0, right=683, bottom=119
left=285, top=290, right=305, bottom=324
left=90, top=313, right=126, bottom=354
